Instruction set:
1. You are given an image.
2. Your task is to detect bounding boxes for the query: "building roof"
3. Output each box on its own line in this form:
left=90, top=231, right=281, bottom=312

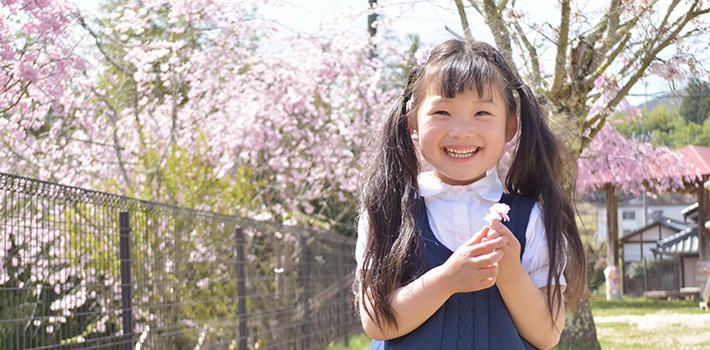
left=674, top=145, right=710, bottom=175
left=653, top=227, right=698, bottom=256
left=681, top=202, right=698, bottom=222
left=620, top=216, right=690, bottom=242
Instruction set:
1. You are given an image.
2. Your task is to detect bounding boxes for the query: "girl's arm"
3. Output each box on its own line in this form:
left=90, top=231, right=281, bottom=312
left=359, top=226, right=508, bottom=340
left=488, top=220, right=565, bottom=350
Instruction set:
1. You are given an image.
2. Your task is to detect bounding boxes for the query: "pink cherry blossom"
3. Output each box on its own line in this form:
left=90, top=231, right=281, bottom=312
left=484, top=203, right=511, bottom=224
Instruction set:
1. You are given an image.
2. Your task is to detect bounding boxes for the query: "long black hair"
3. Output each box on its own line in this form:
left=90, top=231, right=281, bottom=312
left=356, top=39, right=586, bottom=331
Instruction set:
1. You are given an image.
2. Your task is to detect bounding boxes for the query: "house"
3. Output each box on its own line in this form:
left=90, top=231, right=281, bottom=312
left=619, top=201, right=705, bottom=297
left=596, top=201, right=691, bottom=243
left=619, top=216, right=690, bottom=295
left=653, top=227, right=699, bottom=292
left=620, top=216, right=689, bottom=264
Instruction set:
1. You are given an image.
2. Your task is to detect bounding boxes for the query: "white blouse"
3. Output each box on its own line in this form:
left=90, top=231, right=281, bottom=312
left=355, top=170, right=566, bottom=288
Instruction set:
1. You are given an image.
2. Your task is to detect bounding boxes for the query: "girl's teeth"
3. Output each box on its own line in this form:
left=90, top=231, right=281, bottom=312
left=445, top=147, right=479, bottom=158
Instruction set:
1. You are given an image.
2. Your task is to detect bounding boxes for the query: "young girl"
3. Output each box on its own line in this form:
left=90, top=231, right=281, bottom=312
left=354, top=39, right=586, bottom=349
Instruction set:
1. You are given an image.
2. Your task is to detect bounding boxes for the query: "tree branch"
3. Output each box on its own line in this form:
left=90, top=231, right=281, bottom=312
left=89, top=85, right=133, bottom=190
left=481, top=0, right=517, bottom=73
left=74, top=12, right=133, bottom=76
left=551, top=0, right=570, bottom=97
left=445, top=25, right=466, bottom=40
left=510, top=20, right=541, bottom=84
left=582, top=4, right=708, bottom=147
left=454, top=0, right=474, bottom=40
left=584, top=29, right=634, bottom=90
left=466, top=0, right=484, bottom=15
left=604, top=4, right=708, bottom=115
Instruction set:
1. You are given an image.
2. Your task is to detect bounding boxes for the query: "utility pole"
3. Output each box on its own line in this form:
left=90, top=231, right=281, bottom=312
left=368, top=0, right=377, bottom=58
left=368, top=0, right=377, bottom=37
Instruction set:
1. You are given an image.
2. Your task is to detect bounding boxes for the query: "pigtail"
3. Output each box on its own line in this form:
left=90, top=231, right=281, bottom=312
left=475, top=39, right=586, bottom=322
left=507, top=83, right=587, bottom=317
left=357, top=69, right=423, bottom=331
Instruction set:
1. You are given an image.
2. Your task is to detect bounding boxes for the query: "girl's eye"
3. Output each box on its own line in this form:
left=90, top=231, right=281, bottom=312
left=475, top=111, right=491, bottom=116
left=432, top=110, right=450, bottom=116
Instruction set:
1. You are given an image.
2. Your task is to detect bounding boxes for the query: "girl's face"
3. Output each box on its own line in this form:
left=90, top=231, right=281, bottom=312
left=411, top=86, right=517, bottom=186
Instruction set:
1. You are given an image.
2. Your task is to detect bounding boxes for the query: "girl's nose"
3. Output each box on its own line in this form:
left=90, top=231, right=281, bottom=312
left=447, top=118, right=476, bottom=139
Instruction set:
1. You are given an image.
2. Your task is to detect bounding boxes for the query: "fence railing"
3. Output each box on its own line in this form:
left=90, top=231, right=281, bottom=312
left=0, top=173, right=360, bottom=350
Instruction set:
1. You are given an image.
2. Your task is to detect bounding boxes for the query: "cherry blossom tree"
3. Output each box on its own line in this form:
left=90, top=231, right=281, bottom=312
left=1, top=0, right=399, bottom=347
left=577, top=123, right=700, bottom=195
left=2, top=0, right=398, bottom=224
left=0, top=0, right=92, bottom=182
left=1, top=1, right=99, bottom=344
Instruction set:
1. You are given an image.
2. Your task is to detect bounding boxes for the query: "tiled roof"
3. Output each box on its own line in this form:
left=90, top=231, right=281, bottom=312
left=664, top=218, right=693, bottom=232
left=674, top=145, right=710, bottom=175
left=620, top=216, right=690, bottom=242
left=653, top=227, right=698, bottom=256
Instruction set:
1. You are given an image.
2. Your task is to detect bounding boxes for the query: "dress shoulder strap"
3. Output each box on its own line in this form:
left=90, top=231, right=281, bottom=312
left=499, top=193, right=536, bottom=258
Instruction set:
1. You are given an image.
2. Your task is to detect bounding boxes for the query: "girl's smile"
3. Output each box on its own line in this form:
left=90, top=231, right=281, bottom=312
left=443, top=146, right=480, bottom=159
left=411, top=87, right=516, bottom=186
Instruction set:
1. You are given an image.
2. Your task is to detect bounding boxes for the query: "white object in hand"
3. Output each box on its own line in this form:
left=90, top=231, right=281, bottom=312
left=483, top=203, right=510, bottom=224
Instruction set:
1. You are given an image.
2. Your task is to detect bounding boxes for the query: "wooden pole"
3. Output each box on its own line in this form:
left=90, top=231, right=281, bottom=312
left=605, top=184, right=622, bottom=299
left=699, top=176, right=709, bottom=261
left=606, top=184, right=619, bottom=267
left=698, top=177, right=710, bottom=295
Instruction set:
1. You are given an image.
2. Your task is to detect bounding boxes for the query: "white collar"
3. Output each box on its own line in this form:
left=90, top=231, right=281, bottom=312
left=418, top=170, right=504, bottom=201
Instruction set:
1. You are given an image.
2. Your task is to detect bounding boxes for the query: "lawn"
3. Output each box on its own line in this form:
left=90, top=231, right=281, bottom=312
left=589, top=297, right=709, bottom=349
left=326, top=297, right=709, bottom=349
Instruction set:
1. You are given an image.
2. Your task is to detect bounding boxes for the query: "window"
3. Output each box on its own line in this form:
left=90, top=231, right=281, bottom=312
left=622, top=211, right=636, bottom=220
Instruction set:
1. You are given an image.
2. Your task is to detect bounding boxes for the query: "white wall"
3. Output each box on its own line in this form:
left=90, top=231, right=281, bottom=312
left=596, top=204, right=689, bottom=243
left=621, top=225, right=678, bottom=262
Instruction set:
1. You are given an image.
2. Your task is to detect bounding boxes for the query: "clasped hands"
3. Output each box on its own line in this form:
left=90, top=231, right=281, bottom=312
left=439, top=219, right=522, bottom=294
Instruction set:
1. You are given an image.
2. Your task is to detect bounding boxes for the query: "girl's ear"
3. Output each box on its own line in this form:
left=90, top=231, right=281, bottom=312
left=408, top=112, right=420, bottom=141
left=506, top=113, right=518, bottom=142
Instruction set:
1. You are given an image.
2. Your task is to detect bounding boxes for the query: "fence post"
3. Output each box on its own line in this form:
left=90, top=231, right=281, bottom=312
left=300, top=235, right=311, bottom=350
left=236, top=227, right=248, bottom=350
left=336, top=242, right=349, bottom=347
left=119, top=212, right=134, bottom=350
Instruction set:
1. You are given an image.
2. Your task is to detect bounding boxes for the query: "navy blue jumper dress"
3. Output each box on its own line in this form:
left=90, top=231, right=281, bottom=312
left=370, top=193, right=539, bottom=350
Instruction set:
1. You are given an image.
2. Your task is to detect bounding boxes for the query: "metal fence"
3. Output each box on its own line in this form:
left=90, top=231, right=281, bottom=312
left=0, top=173, right=360, bottom=350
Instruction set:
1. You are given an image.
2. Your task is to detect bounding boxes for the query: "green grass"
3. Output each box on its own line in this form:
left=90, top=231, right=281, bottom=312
left=589, top=296, right=709, bottom=349
left=589, top=295, right=701, bottom=316
left=325, top=333, right=371, bottom=350
left=326, top=297, right=708, bottom=350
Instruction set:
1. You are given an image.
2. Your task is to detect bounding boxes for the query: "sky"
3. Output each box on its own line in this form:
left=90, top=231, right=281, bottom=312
left=72, top=0, right=693, bottom=107
left=258, top=0, right=689, bottom=107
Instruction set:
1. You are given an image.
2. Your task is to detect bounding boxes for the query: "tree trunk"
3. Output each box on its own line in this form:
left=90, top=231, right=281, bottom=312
left=559, top=299, right=600, bottom=349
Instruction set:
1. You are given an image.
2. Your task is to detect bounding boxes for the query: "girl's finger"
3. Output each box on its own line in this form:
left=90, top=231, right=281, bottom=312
left=486, top=229, right=501, bottom=240
left=489, top=220, right=515, bottom=241
left=473, top=249, right=504, bottom=266
left=468, top=237, right=507, bottom=258
left=465, top=225, right=490, bottom=246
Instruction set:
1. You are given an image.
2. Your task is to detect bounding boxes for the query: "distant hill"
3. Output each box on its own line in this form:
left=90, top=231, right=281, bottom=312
left=639, top=91, right=684, bottom=111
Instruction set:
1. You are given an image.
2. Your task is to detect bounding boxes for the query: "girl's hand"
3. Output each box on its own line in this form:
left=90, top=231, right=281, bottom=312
left=485, top=220, right=524, bottom=285
left=439, top=226, right=508, bottom=294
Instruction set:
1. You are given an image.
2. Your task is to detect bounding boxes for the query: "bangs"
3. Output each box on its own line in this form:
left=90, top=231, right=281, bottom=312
left=424, top=53, right=506, bottom=100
